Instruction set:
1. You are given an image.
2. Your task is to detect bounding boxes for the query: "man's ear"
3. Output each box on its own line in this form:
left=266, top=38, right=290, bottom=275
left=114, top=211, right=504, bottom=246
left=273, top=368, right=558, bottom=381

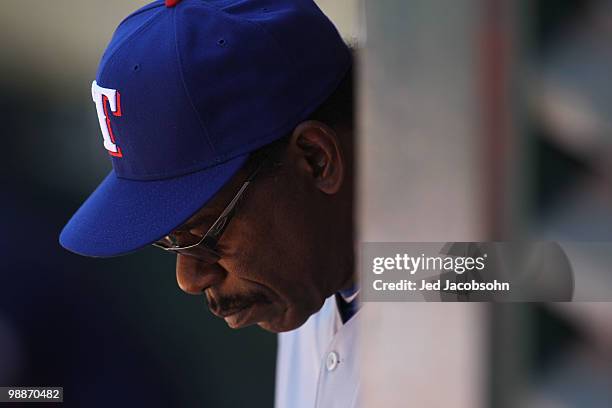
left=289, top=120, right=344, bottom=194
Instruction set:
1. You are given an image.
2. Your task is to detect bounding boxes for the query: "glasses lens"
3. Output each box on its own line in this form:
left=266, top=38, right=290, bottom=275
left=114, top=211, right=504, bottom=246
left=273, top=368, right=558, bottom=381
left=153, top=232, right=220, bottom=262
left=159, top=231, right=203, bottom=249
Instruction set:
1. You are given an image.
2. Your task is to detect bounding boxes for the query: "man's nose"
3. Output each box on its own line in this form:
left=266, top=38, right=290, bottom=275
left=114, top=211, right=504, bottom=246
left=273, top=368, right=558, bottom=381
left=175, top=254, right=226, bottom=295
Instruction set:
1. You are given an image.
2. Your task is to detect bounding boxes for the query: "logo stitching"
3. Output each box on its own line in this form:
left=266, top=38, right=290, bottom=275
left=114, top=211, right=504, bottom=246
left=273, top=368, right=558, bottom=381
left=91, top=80, right=123, bottom=157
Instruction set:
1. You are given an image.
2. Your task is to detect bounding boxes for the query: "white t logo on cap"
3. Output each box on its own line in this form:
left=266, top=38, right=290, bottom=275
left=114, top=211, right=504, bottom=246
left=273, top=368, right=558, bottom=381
left=91, top=80, right=123, bottom=157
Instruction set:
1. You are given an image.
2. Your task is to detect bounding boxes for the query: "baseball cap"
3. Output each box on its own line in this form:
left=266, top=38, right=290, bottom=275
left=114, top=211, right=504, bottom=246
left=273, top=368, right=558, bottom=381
left=59, top=0, right=351, bottom=257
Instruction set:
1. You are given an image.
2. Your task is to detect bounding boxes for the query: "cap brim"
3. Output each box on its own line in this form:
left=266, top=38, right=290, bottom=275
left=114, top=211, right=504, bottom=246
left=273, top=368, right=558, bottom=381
left=59, top=154, right=249, bottom=257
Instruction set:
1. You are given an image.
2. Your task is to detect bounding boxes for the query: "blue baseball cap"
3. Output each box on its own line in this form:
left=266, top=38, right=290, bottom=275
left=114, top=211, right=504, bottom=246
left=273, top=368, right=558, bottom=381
left=60, top=0, right=351, bottom=257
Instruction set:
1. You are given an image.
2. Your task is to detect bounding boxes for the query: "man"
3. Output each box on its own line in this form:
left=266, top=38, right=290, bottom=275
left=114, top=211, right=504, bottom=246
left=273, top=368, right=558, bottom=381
left=60, top=1, right=359, bottom=407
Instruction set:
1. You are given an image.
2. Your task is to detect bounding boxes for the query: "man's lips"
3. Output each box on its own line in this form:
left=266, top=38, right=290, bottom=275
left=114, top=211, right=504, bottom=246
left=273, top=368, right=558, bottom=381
left=210, top=301, right=272, bottom=329
left=205, top=290, right=275, bottom=327
left=210, top=303, right=251, bottom=318
left=223, top=303, right=262, bottom=328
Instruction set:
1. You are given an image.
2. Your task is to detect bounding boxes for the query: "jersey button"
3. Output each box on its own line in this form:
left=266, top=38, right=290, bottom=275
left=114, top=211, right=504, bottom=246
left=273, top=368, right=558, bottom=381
left=326, top=351, right=339, bottom=371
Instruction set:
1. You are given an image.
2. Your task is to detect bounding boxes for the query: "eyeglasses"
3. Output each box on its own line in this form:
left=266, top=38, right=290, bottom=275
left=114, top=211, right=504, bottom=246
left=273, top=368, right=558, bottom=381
left=152, top=157, right=268, bottom=262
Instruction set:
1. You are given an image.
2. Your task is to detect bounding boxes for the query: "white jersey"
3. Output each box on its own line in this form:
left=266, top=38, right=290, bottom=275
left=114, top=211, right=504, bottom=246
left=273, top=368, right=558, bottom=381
left=275, top=294, right=361, bottom=408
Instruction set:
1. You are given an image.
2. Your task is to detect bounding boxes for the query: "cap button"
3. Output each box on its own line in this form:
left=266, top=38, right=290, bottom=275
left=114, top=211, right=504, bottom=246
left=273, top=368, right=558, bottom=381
left=165, top=0, right=182, bottom=7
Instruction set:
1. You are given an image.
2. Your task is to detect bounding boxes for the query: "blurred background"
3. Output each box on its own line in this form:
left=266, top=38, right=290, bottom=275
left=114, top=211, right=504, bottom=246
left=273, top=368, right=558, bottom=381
left=1, top=0, right=612, bottom=407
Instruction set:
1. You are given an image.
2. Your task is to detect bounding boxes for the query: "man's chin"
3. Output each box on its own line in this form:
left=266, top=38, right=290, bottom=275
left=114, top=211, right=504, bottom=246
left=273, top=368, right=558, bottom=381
left=256, top=321, right=290, bottom=333
left=256, top=300, right=328, bottom=332
left=256, top=314, right=309, bottom=333
left=223, top=301, right=320, bottom=332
